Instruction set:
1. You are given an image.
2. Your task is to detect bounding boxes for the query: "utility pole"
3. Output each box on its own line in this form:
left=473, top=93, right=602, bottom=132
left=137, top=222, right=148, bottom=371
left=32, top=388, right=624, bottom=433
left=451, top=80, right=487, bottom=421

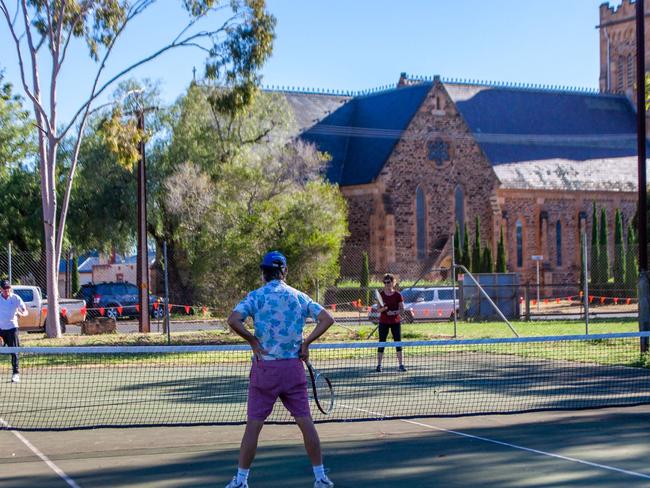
left=135, top=104, right=156, bottom=333
left=636, top=0, right=649, bottom=352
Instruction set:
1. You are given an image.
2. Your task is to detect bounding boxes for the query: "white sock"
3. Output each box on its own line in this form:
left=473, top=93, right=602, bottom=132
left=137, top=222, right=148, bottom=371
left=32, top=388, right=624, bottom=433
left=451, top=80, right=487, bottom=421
left=236, top=467, right=249, bottom=484
left=313, top=464, right=326, bottom=480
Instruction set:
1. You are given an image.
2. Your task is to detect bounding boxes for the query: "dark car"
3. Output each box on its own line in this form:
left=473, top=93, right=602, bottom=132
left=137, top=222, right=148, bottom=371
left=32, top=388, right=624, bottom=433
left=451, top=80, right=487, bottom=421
left=76, top=282, right=164, bottom=320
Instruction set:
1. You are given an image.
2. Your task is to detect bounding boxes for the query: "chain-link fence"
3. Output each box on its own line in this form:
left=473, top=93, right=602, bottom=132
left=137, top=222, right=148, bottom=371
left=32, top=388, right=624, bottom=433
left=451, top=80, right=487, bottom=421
left=4, top=237, right=646, bottom=339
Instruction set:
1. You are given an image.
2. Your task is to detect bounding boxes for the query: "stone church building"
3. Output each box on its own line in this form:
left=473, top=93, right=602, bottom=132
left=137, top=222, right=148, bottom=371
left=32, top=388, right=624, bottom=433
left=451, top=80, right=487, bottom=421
left=279, top=72, right=639, bottom=285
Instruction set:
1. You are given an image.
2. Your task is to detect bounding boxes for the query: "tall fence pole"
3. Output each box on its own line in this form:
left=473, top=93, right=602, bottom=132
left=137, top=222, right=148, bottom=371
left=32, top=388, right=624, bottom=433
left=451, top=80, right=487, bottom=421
left=583, top=230, right=589, bottom=335
left=451, top=234, right=458, bottom=338
left=8, top=242, right=12, bottom=284
left=163, top=241, right=171, bottom=345
left=636, top=0, right=649, bottom=353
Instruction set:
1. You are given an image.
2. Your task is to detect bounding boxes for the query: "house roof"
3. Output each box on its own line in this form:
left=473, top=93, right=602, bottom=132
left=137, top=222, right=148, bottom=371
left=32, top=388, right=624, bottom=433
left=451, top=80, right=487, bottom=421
left=283, top=78, right=642, bottom=192
left=493, top=157, right=637, bottom=192
left=444, top=83, right=638, bottom=164
left=285, top=83, right=432, bottom=186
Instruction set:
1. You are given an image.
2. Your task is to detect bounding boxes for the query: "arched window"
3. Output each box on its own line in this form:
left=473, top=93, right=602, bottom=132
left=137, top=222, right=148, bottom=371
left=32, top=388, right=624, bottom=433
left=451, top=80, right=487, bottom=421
left=416, top=186, right=426, bottom=259
left=454, top=185, right=465, bottom=243
left=516, top=220, right=523, bottom=268
left=556, top=220, right=562, bottom=267
left=617, top=57, right=625, bottom=93
left=627, top=55, right=633, bottom=88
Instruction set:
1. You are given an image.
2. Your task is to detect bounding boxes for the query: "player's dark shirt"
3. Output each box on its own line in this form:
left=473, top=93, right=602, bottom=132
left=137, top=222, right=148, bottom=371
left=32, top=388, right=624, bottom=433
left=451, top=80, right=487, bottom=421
left=379, top=290, right=403, bottom=325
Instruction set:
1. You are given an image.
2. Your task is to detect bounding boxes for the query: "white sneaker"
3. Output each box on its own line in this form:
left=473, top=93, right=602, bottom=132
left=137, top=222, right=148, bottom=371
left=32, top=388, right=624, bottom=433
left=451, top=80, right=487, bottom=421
left=11, top=374, right=20, bottom=383
left=225, top=477, right=248, bottom=488
left=314, top=476, right=334, bottom=488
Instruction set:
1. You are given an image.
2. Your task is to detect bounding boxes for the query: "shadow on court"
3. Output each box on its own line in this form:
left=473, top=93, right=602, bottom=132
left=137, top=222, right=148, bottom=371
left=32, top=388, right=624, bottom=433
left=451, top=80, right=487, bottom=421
left=1, top=406, right=650, bottom=487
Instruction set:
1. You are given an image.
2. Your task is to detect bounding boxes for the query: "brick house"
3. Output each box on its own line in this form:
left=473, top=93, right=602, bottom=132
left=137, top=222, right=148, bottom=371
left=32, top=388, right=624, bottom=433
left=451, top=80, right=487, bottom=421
left=280, top=74, right=640, bottom=285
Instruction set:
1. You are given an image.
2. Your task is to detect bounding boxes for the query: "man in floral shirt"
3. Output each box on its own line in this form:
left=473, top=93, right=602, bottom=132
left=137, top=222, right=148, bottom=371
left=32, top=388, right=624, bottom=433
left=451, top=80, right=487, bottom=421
left=225, top=251, right=335, bottom=488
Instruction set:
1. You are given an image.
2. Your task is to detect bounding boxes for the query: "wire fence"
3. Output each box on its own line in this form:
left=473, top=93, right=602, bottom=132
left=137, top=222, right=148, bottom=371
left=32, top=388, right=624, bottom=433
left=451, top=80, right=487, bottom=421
left=0, top=238, right=644, bottom=338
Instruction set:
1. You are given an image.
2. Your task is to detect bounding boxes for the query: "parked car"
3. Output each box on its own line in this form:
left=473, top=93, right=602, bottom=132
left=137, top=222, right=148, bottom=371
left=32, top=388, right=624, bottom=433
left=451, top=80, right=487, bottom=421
left=13, top=285, right=87, bottom=333
left=76, top=282, right=164, bottom=320
left=368, top=287, right=459, bottom=324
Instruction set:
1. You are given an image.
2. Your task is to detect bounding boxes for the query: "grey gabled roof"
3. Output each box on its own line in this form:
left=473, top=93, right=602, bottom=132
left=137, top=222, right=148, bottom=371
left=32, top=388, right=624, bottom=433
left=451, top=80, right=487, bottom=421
left=493, top=157, right=637, bottom=192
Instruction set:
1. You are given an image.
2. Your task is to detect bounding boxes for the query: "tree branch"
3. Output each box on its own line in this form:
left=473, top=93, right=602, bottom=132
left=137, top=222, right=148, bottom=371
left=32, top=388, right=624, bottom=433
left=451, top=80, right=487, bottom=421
left=0, top=0, right=51, bottom=127
left=59, top=15, right=235, bottom=139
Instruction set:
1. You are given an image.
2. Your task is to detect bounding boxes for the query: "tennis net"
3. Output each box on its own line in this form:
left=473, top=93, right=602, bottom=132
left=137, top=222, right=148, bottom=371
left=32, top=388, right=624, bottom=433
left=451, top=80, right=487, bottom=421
left=0, top=332, right=649, bottom=431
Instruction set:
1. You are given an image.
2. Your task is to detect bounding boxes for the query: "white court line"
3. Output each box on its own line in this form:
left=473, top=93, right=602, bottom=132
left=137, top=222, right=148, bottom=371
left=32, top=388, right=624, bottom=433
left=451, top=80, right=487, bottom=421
left=0, top=418, right=82, bottom=488
left=339, top=405, right=650, bottom=481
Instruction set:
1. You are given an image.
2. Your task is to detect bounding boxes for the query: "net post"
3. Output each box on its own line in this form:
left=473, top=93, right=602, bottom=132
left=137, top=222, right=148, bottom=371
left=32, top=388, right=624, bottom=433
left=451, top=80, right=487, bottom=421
left=639, top=272, right=649, bottom=352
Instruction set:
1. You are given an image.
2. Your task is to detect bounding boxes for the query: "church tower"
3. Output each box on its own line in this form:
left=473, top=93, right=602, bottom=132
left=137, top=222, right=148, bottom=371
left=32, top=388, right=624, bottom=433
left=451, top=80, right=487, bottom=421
left=598, top=0, right=650, bottom=103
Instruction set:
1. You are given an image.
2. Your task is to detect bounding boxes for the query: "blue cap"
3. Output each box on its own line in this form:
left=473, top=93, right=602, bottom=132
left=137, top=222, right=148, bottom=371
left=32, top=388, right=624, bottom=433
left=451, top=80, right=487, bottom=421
left=260, top=251, right=287, bottom=269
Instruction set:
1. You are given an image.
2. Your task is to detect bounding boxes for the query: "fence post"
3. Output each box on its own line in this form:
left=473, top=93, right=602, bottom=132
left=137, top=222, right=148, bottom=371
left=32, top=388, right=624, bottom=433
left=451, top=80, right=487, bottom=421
left=583, top=230, right=589, bottom=335
left=8, top=242, right=12, bottom=284
left=458, top=280, right=465, bottom=321
left=163, top=241, right=171, bottom=344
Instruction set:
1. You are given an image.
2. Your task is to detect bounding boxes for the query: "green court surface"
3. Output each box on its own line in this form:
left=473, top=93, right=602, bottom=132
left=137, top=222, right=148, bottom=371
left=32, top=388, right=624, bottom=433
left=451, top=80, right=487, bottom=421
left=1, top=406, right=650, bottom=487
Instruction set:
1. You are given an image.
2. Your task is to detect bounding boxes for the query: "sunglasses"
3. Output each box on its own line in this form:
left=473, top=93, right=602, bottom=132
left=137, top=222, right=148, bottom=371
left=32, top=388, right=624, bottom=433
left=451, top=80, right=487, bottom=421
left=383, top=280, right=392, bottom=284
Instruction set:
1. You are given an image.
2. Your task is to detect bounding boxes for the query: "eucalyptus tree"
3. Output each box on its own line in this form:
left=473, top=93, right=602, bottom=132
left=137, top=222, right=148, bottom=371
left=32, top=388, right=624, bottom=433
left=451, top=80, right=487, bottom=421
left=0, top=0, right=275, bottom=336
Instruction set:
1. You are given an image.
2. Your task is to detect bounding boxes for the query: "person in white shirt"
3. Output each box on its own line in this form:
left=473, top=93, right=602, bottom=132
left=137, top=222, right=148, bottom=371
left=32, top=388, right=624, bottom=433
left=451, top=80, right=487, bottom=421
left=0, top=280, right=27, bottom=383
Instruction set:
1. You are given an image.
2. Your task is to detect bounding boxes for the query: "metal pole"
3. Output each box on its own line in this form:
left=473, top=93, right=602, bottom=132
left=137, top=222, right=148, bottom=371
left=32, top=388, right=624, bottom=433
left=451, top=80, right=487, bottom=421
left=583, top=230, right=589, bottom=334
left=637, top=0, right=649, bottom=353
left=137, top=108, right=150, bottom=333
left=451, top=234, right=458, bottom=338
left=163, top=241, right=171, bottom=345
left=536, top=261, right=540, bottom=313
left=8, top=242, right=12, bottom=284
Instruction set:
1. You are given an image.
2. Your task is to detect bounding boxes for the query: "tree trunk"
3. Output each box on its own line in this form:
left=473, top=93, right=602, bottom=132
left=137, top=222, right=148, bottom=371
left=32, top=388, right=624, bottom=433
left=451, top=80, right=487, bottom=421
left=43, top=137, right=61, bottom=338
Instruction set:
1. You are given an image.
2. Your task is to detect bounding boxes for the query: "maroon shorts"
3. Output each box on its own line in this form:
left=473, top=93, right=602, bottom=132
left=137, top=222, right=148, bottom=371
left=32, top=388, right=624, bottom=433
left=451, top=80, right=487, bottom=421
left=247, top=358, right=311, bottom=420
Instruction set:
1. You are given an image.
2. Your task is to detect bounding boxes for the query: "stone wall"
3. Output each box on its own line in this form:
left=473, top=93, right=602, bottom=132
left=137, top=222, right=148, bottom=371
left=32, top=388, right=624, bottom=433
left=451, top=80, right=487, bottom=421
left=498, top=189, right=637, bottom=285
left=371, top=81, right=500, bottom=278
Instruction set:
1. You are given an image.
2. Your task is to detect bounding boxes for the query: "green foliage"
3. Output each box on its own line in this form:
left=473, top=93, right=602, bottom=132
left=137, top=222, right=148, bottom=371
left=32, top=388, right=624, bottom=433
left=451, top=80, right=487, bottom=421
left=147, top=85, right=347, bottom=307
left=461, top=222, right=470, bottom=271
left=599, top=207, right=610, bottom=284
left=0, top=168, right=42, bottom=250
left=0, top=73, right=34, bottom=170
left=471, top=216, right=481, bottom=273
left=481, top=244, right=493, bottom=273
left=71, top=256, right=79, bottom=295
left=625, top=224, right=638, bottom=288
left=591, top=202, right=600, bottom=285
left=360, top=251, right=370, bottom=307
left=496, top=226, right=507, bottom=273
left=613, top=209, right=625, bottom=286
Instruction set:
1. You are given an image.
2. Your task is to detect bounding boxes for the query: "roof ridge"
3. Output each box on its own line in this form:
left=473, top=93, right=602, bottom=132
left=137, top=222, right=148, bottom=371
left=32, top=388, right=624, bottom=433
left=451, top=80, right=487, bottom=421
left=262, top=82, right=403, bottom=98
left=440, top=76, right=600, bottom=95
left=401, top=73, right=603, bottom=95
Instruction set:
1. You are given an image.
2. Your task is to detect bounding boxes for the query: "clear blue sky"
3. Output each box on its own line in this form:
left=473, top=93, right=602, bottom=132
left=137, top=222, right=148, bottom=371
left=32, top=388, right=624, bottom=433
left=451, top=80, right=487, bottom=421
left=0, top=0, right=622, bottom=124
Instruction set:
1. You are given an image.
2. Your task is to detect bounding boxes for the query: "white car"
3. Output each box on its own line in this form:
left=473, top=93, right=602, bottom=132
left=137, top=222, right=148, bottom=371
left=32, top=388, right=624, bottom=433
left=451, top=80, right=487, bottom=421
left=368, top=287, right=459, bottom=323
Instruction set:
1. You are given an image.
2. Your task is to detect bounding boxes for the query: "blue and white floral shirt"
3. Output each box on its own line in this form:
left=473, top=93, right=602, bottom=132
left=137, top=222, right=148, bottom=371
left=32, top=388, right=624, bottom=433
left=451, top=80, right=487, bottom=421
left=233, top=280, right=324, bottom=360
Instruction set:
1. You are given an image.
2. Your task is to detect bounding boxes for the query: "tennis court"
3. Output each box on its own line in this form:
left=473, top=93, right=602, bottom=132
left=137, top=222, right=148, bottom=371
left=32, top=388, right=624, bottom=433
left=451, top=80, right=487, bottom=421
left=1, top=407, right=650, bottom=487
left=1, top=333, right=650, bottom=486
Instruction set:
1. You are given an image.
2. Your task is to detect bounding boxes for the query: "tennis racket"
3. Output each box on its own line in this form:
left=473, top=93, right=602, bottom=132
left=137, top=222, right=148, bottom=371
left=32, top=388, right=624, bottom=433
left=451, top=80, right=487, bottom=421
left=306, top=361, right=335, bottom=415
left=374, top=289, right=384, bottom=308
